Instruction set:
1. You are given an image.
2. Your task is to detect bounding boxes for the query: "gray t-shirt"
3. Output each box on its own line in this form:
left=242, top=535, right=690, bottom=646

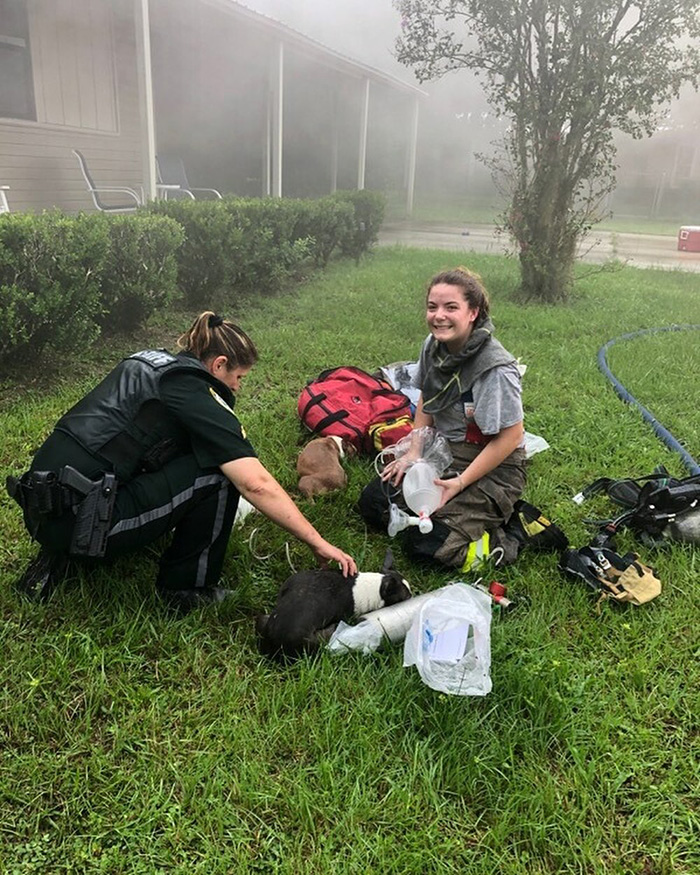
left=416, top=336, right=524, bottom=444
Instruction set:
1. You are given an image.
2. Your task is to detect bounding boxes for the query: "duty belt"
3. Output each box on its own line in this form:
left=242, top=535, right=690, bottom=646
left=6, top=466, right=117, bottom=558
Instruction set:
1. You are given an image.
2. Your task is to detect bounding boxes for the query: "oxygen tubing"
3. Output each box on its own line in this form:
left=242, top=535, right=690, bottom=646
left=597, top=325, right=700, bottom=476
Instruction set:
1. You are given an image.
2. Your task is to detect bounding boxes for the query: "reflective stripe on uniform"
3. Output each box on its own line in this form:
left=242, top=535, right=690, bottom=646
left=195, top=476, right=230, bottom=588
left=107, top=473, right=225, bottom=537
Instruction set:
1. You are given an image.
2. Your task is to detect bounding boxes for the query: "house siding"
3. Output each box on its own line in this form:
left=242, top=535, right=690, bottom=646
left=0, top=0, right=145, bottom=213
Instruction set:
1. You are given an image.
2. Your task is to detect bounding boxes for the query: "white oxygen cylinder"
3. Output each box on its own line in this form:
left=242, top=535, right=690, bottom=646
left=360, top=592, right=438, bottom=643
left=402, top=459, right=442, bottom=534
left=327, top=590, right=455, bottom=653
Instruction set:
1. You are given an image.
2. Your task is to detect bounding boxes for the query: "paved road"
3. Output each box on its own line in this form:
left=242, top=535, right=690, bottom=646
left=379, top=222, right=700, bottom=273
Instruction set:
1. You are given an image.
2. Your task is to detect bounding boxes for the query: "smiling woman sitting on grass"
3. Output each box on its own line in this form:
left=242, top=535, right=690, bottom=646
left=358, top=266, right=529, bottom=570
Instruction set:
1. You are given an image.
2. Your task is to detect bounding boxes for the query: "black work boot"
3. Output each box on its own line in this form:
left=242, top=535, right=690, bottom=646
left=157, top=586, right=233, bottom=615
left=504, top=500, right=569, bottom=553
left=15, top=550, right=70, bottom=602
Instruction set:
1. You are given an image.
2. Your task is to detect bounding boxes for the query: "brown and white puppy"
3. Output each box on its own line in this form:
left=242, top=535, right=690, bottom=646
left=256, top=549, right=411, bottom=662
left=297, top=435, right=351, bottom=499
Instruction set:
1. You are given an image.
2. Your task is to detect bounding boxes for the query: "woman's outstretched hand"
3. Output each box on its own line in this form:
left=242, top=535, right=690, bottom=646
left=312, top=540, right=357, bottom=578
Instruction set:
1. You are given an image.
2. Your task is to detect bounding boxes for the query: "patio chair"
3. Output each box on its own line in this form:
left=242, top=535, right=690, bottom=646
left=0, top=185, right=10, bottom=214
left=72, top=149, right=143, bottom=212
left=156, top=154, right=222, bottom=200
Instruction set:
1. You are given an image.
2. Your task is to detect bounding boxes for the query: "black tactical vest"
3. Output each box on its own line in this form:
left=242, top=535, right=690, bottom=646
left=55, top=350, right=234, bottom=481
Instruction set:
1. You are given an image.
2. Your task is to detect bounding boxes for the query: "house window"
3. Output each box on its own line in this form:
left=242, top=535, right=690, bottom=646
left=0, top=0, right=36, bottom=120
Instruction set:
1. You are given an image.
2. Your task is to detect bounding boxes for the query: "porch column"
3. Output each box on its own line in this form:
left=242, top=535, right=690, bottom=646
left=357, top=77, right=370, bottom=190
left=691, top=145, right=700, bottom=179
left=263, top=86, right=272, bottom=196
left=330, top=91, right=339, bottom=193
left=271, top=40, right=284, bottom=198
left=405, top=95, right=419, bottom=217
left=134, top=0, right=156, bottom=201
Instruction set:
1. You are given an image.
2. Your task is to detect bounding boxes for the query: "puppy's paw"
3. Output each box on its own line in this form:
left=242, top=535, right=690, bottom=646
left=298, top=475, right=324, bottom=500
left=307, top=622, right=338, bottom=646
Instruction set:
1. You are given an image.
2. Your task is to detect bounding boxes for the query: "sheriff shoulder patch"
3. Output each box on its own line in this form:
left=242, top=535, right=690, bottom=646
left=208, top=386, right=247, bottom=438
left=209, top=386, right=235, bottom=415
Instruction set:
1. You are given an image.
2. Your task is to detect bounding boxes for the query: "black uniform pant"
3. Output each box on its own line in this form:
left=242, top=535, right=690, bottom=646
left=29, top=454, right=239, bottom=593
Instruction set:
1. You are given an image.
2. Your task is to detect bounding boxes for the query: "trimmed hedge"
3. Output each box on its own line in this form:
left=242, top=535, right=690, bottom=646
left=0, top=211, right=182, bottom=363
left=97, top=214, right=184, bottom=334
left=0, top=190, right=385, bottom=362
left=332, top=189, right=386, bottom=263
left=146, top=191, right=383, bottom=306
left=292, top=197, right=355, bottom=268
left=145, top=198, right=311, bottom=307
left=0, top=212, right=106, bottom=361
left=141, top=200, right=239, bottom=309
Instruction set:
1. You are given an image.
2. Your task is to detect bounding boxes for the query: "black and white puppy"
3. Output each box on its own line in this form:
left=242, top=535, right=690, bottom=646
left=256, top=548, right=411, bottom=661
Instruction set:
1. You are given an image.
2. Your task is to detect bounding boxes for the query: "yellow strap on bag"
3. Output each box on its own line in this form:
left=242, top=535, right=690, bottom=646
left=461, top=532, right=491, bottom=572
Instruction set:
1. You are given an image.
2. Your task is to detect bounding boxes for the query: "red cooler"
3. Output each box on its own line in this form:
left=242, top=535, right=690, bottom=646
left=678, top=226, right=700, bottom=251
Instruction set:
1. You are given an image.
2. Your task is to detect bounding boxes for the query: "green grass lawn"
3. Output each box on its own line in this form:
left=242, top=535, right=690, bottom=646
left=1, top=249, right=699, bottom=874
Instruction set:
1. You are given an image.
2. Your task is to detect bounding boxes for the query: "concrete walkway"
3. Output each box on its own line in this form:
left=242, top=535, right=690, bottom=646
left=378, top=221, right=700, bottom=273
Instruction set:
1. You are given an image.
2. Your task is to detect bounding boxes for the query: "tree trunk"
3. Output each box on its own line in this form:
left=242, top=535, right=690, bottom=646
left=510, top=146, right=579, bottom=302
left=517, top=228, right=578, bottom=302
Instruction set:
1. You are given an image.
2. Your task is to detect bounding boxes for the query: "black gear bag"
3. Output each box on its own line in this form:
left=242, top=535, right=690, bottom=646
left=574, top=465, right=700, bottom=545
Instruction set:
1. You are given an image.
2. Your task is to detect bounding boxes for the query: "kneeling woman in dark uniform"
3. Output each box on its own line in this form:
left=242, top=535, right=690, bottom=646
left=9, top=311, right=356, bottom=609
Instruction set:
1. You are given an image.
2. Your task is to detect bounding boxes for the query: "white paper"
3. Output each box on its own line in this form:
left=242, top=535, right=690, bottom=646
left=428, top=623, right=470, bottom=663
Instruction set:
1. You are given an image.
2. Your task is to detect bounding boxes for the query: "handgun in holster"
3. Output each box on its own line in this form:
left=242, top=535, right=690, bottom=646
left=7, top=466, right=117, bottom=558
left=60, top=467, right=118, bottom=558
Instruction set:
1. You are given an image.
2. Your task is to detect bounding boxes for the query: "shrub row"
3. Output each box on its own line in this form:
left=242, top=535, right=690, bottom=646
left=0, top=190, right=385, bottom=362
left=0, top=211, right=183, bottom=363
left=145, top=189, right=385, bottom=307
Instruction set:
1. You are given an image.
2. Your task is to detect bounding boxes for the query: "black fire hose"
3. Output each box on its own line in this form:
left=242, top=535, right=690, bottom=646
left=597, top=325, right=700, bottom=476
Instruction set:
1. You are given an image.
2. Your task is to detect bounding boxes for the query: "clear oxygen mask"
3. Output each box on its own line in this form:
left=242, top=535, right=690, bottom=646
left=402, top=459, right=442, bottom=533
left=376, top=427, right=452, bottom=538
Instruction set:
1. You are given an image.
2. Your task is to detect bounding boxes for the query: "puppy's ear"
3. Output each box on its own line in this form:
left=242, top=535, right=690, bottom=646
left=381, top=547, right=394, bottom=573
left=342, top=439, right=358, bottom=458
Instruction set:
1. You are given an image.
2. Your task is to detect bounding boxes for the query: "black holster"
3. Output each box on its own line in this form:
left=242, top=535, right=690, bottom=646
left=65, top=468, right=117, bottom=558
left=7, top=466, right=117, bottom=558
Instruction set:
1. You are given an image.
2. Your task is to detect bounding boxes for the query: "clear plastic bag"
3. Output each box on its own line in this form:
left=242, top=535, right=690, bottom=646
left=379, top=361, right=421, bottom=407
left=327, top=619, right=384, bottom=654
left=403, top=583, right=492, bottom=696
left=377, top=425, right=452, bottom=473
left=524, top=431, right=550, bottom=458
